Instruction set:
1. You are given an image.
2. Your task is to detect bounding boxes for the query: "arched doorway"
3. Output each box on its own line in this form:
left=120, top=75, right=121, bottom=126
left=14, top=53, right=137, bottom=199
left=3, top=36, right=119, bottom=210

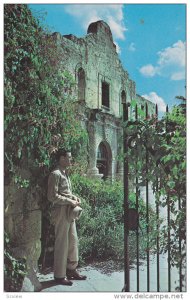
left=96, top=142, right=112, bottom=180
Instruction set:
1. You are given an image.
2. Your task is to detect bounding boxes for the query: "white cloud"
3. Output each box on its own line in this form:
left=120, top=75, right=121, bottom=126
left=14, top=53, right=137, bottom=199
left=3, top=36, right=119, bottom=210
left=171, top=71, right=185, bottom=81
left=139, top=40, right=186, bottom=81
left=128, top=42, right=136, bottom=52
left=114, top=41, right=121, bottom=54
left=107, top=16, right=126, bottom=40
left=142, top=92, right=166, bottom=113
left=64, top=4, right=127, bottom=41
left=157, top=40, right=185, bottom=68
left=139, top=64, right=157, bottom=77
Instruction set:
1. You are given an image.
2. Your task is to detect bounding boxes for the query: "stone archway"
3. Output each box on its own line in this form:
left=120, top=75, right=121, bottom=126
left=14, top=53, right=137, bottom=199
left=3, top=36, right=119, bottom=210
left=96, top=141, right=112, bottom=180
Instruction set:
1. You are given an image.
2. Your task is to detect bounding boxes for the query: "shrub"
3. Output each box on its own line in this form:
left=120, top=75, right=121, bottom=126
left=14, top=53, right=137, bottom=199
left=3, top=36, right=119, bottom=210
left=71, top=174, right=149, bottom=263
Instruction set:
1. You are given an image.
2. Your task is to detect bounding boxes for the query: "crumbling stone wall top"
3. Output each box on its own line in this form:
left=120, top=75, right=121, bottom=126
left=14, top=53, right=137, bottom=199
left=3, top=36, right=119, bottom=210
left=53, top=20, right=154, bottom=116
left=87, top=20, right=113, bottom=41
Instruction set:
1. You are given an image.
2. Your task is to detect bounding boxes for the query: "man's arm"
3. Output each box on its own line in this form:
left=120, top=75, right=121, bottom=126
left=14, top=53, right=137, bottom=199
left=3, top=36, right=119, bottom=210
left=47, top=172, right=78, bottom=207
left=62, top=193, right=82, bottom=205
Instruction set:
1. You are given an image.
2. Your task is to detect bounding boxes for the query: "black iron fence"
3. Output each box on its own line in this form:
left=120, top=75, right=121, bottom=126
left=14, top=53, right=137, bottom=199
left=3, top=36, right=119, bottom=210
left=122, top=101, right=186, bottom=292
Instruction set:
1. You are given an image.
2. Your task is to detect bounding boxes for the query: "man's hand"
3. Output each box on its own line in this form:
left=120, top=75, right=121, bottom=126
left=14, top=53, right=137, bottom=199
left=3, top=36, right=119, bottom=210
left=70, top=199, right=79, bottom=208
left=61, top=193, right=81, bottom=206
left=72, top=195, right=81, bottom=205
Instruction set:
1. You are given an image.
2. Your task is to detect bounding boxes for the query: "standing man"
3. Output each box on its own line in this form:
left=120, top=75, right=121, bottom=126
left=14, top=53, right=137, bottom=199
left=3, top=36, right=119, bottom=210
left=47, top=149, right=87, bottom=286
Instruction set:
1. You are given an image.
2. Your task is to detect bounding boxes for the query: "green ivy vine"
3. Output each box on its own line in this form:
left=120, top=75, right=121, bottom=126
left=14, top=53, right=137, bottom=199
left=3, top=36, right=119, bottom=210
left=4, top=4, right=87, bottom=186
left=124, top=100, right=186, bottom=288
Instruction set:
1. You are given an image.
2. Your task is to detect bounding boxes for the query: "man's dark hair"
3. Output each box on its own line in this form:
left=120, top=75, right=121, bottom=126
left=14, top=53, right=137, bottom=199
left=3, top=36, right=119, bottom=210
left=56, top=148, right=70, bottom=161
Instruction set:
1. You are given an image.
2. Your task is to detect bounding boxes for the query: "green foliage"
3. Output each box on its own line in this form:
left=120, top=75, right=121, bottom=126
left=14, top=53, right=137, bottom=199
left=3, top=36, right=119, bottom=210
left=72, top=175, right=124, bottom=220
left=123, top=103, right=186, bottom=276
left=4, top=4, right=87, bottom=185
left=13, top=175, right=30, bottom=188
left=4, top=232, right=27, bottom=292
left=71, top=175, right=150, bottom=263
left=58, top=176, right=125, bottom=261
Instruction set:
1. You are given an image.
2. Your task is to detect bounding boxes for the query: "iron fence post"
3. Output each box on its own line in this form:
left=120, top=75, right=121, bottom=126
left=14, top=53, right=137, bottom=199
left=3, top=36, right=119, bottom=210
left=166, top=105, right=171, bottom=292
left=145, top=103, right=150, bottom=292
left=135, top=104, right=140, bottom=292
left=155, top=104, right=160, bottom=292
left=122, top=101, right=130, bottom=292
left=178, top=196, right=182, bottom=291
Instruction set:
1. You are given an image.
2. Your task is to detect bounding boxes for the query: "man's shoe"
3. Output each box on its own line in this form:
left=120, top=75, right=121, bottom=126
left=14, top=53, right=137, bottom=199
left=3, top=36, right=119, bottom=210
left=66, top=269, right=87, bottom=280
left=54, top=276, right=73, bottom=286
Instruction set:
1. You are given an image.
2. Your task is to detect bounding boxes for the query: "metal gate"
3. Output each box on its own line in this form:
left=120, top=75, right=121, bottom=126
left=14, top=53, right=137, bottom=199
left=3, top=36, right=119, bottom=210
left=122, top=101, right=185, bottom=292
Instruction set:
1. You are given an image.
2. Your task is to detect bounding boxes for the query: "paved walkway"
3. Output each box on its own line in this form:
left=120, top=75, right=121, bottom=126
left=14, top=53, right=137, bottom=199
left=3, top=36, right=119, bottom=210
left=38, top=266, right=123, bottom=292
left=37, top=256, right=182, bottom=292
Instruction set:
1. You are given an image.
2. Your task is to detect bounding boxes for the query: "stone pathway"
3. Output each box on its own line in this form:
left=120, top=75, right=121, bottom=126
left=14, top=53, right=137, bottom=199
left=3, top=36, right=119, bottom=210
left=38, top=266, right=123, bottom=292
left=37, top=256, right=182, bottom=292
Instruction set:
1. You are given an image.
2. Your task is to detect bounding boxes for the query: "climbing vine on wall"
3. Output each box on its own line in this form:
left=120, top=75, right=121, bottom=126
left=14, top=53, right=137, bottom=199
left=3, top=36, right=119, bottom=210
left=4, top=4, right=87, bottom=187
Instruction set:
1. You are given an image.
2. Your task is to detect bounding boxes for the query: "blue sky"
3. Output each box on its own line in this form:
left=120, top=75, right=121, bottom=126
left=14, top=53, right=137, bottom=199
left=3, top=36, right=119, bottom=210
left=29, top=3, right=186, bottom=113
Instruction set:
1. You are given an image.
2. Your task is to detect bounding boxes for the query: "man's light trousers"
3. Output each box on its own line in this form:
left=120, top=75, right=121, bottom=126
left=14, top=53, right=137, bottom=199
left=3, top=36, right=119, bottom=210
left=53, top=206, right=79, bottom=278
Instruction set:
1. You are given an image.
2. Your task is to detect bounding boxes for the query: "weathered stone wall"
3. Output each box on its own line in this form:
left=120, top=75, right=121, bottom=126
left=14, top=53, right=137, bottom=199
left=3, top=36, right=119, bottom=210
left=4, top=168, right=42, bottom=291
left=136, top=94, right=156, bottom=116
left=86, top=111, right=122, bottom=179
left=56, top=20, right=155, bottom=179
left=59, top=21, right=136, bottom=117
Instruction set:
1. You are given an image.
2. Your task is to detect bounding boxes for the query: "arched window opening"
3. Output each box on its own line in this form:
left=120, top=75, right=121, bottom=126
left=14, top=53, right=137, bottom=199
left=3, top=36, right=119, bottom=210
left=121, top=90, right=126, bottom=104
left=97, top=143, right=107, bottom=160
left=97, top=142, right=110, bottom=180
left=78, top=68, right=85, bottom=102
